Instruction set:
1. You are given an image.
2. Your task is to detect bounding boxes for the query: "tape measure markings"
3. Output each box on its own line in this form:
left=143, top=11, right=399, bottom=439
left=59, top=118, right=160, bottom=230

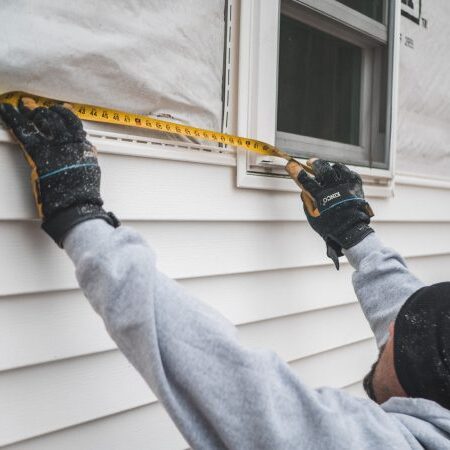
left=0, top=91, right=293, bottom=160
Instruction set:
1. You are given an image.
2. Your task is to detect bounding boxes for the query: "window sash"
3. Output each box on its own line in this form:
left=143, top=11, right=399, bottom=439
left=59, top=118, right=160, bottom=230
left=289, top=0, right=388, bottom=42
left=277, top=14, right=363, bottom=146
left=276, top=0, right=389, bottom=167
left=275, top=132, right=369, bottom=165
left=336, top=0, right=385, bottom=23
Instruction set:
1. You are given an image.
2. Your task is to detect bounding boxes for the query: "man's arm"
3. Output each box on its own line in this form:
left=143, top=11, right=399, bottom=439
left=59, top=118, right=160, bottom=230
left=1, top=103, right=411, bottom=449
left=285, top=159, right=424, bottom=348
left=344, top=234, right=424, bottom=347
left=63, top=219, right=410, bottom=450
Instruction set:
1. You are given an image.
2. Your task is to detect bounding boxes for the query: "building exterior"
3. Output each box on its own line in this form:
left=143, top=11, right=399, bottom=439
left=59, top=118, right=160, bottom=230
left=1, top=0, right=450, bottom=448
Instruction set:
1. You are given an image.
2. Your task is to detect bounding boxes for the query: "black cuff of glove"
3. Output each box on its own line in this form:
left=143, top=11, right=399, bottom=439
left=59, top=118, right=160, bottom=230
left=340, top=224, right=374, bottom=251
left=327, top=225, right=374, bottom=270
left=42, top=204, right=121, bottom=248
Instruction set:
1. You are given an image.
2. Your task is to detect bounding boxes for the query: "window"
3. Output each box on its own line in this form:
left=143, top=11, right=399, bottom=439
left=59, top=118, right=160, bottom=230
left=277, top=15, right=363, bottom=147
left=236, top=0, right=400, bottom=194
left=336, top=0, right=384, bottom=22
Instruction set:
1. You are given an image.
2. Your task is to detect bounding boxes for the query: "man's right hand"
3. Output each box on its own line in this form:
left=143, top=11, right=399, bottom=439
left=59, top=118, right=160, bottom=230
left=0, top=99, right=119, bottom=247
left=285, top=158, right=374, bottom=269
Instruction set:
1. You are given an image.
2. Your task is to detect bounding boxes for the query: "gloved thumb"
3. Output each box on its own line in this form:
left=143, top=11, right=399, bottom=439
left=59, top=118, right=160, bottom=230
left=300, top=190, right=320, bottom=218
left=285, top=159, right=320, bottom=217
left=285, top=159, right=302, bottom=184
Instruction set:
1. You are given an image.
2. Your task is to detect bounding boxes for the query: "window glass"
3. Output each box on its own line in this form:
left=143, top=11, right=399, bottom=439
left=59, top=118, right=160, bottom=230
left=335, top=0, right=384, bottom=22
left=277, top=14, right=362, bottom=146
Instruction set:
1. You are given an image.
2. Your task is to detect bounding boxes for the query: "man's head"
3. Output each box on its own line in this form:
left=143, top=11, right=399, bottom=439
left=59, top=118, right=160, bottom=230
left=363, top=283, right=450, bottom=408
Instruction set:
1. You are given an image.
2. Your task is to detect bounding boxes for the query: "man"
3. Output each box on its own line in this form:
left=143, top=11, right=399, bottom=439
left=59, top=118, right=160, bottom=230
left=1, top=100, right=449, bottom=449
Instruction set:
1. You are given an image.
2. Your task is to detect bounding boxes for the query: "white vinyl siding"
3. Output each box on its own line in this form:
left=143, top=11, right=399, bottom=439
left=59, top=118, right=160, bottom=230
left=2, top=125, right=450, bottom=447
left=1, top=2, right=450, bottom=448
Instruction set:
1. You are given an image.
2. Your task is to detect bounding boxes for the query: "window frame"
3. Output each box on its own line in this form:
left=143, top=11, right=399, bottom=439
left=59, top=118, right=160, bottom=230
left=235, top=0, right=401, bottom=196
left=276, top=3, right=381, bottom=166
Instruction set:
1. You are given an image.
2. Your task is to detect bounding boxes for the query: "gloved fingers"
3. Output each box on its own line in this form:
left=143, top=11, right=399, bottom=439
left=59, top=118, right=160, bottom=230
left=333, top=162, right=366, bottom=199
left=333, top=163, right=362, bottom=185
left=0, top=103, right=42, bottom=150
left=286, top=159, right=319, bottom=193
left=0, top=103, right=25, bottom=129
left=20, top=99, right=74, bottom=142
left=21, top=106, right=53, bottom=137
left=306, top=157, right=316, bottom=165
left=298, top=170, right=321, bottom=197
left=50, top=105, right=86, bottom=139
left=332, top=162, right=354, bottom=182
left=18, top=97, right=39, bottom=118
left=311, top=159, right=339, bottom=186
left=28, top=107, right=71, bottom=142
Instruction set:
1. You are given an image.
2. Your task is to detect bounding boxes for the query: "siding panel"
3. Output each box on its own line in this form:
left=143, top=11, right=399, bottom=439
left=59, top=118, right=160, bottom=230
left=0, top=133, right=448, bottom=447
left=1, top=220, right=450, bottom=297
left=0, top=303, right=371, bottom=445
left=3, top=403, right=187, bottom=450
left=2, top=339, right=376, bottom=447
left=1, top=253, right=448, bottom=372
left=2, top=131, right=450, bottom=223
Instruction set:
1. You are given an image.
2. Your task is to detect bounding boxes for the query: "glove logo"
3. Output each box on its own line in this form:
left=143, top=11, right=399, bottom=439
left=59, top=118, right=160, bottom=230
left=322, top=191, right=341, bottom=206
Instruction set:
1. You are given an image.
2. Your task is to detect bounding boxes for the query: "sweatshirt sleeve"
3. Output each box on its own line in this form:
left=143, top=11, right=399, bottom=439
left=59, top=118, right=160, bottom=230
left=344, top=233, right=425, bottom=348
left=63, top=220, right=412, bottom=450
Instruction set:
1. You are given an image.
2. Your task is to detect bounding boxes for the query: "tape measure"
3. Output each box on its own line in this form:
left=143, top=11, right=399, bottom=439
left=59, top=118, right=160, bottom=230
left=0, top=91, right=294, bottom=161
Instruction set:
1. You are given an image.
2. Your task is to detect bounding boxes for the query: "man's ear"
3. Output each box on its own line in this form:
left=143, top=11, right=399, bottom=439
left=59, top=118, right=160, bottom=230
left=389, top=321, right=395, bottom=337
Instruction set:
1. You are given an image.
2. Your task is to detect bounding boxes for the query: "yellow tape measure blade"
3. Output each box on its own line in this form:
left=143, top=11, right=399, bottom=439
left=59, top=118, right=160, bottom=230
left=0, top=91, right=292, bottom=160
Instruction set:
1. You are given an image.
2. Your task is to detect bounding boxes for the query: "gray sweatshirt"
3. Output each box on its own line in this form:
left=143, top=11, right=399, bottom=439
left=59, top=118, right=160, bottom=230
left=64, top=220, right=450, bottom=449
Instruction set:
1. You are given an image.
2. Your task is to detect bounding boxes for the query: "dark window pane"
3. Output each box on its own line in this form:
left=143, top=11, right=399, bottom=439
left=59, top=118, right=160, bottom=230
left=336, top=0, right=384, bottom=22
left=277, top=15, right=362, bottom=145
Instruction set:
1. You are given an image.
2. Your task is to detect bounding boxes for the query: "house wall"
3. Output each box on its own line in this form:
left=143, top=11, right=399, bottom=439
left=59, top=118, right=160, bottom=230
left=2, top=132, right=450, bottom=449
left=397, top=0, right=450, bottom=178
left=1, top=5, right=450, bottom=450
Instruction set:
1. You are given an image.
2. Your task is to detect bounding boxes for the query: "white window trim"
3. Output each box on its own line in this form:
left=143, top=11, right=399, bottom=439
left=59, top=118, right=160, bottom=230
left=0, top=125, right=236, bottom=168
left=86, top=128, right=236, bottom=167
left=235, top=0, right=401, bottom=197
left=395, top=172, right=450, bottom=191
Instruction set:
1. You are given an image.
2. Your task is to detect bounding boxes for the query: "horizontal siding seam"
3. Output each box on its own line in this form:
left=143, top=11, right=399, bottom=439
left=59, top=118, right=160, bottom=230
left=0, top=300, right=363, bottom=373
left=2, top=251, right=450, bottom=299
left=2, top=346, right=372, bottom=448
left=287, top=336, right=375, bottom=366
left=1, top=400, right=152, bottom=448
left=0, top=248, right=446, bottom=301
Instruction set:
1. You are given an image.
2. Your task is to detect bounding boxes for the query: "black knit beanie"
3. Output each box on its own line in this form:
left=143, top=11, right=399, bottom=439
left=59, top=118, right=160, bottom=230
left=394, top=282, right=450, bottom=410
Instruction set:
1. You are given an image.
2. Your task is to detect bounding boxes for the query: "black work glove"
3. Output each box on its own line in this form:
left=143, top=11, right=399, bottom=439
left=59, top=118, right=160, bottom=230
left=0, top=99, right=119, bottom=247
left=286, top=159, right=374, bottom=269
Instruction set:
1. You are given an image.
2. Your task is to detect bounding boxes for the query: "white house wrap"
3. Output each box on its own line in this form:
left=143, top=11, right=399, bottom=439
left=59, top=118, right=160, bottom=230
left=1, top=1, right=450, bottom=449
